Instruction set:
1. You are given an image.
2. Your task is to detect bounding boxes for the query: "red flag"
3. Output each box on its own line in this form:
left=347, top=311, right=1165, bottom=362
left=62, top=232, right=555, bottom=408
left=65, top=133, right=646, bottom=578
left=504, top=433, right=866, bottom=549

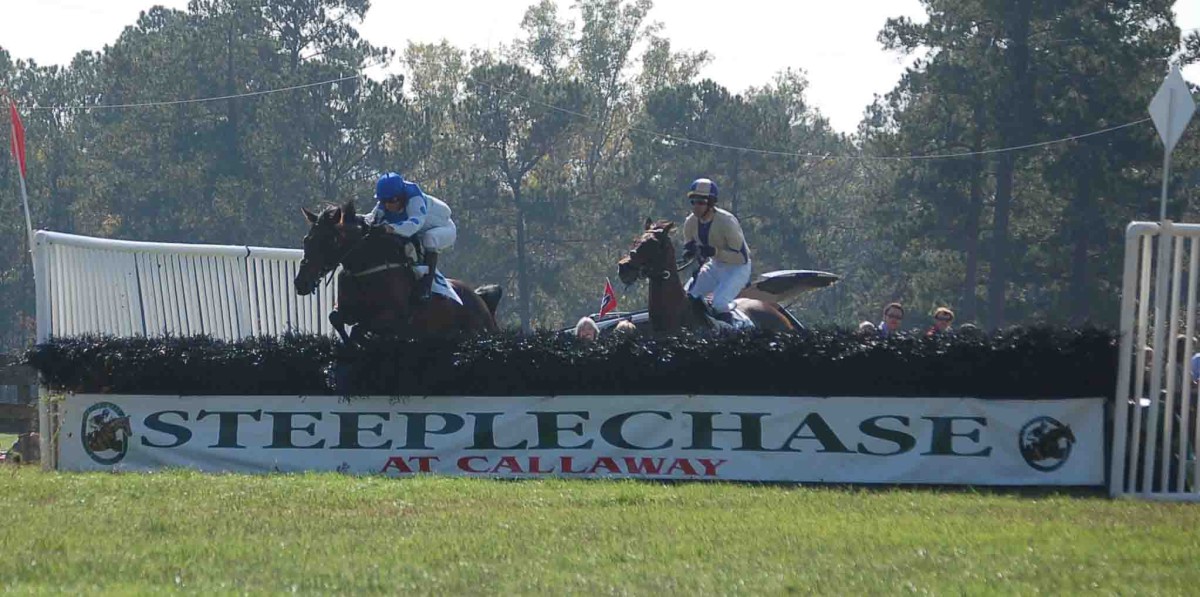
left=8, top=99, right=27, bottom=178
left=599, top=278, right=618, bottom=318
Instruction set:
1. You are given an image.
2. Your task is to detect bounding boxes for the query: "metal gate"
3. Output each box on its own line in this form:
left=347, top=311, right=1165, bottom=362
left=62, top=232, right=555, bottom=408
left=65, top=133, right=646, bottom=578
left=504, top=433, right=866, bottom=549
left=1111, top=221, right=1200, bottom=500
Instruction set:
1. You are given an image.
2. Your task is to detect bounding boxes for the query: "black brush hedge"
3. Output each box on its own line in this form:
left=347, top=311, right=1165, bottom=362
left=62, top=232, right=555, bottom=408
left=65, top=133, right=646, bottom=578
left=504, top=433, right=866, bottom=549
left=25, top=326, right=1117, bottom=399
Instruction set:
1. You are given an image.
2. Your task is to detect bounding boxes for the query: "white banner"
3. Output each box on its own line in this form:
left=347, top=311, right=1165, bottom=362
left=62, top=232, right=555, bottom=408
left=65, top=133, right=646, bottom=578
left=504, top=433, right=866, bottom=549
left=58, top=394, right=1105, bottom=485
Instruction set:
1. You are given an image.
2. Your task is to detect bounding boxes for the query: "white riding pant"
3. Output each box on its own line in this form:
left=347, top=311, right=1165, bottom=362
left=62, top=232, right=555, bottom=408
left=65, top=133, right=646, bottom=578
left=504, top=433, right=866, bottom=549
left=687, top=259, right=751, bottom=313
left=418, top=219, right=457, bottom=252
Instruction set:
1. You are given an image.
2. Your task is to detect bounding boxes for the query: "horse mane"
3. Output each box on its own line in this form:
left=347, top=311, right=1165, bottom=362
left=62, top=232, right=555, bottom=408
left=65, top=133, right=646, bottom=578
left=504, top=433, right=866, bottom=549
left=317, top=203, right=368, bottom=229
left=633, top=220, right=676, bottom=246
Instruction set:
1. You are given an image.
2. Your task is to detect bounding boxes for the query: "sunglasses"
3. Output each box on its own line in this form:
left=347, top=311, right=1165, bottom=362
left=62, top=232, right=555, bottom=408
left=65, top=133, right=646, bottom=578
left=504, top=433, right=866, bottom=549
left=689, top=199, right=709, bottom=206
left=885, top=313, right=903, bottom=320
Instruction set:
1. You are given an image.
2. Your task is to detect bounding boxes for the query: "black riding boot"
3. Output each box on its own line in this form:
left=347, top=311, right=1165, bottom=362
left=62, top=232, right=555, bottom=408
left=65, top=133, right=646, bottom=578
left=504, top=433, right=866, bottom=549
left=417, top=250, right=438, bottom=302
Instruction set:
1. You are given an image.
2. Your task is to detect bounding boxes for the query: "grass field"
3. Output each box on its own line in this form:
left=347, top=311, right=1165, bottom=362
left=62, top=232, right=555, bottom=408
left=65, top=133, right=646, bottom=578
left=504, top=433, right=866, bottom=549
left=2, top=469, right=1199, bottom=594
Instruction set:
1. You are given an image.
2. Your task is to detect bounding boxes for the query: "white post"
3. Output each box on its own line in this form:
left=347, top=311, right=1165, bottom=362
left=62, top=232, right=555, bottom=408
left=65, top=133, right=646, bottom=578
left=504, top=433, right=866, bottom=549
left=1159, top=87, right=1174, bottom=222
left=1142, top=221, right=1172, bottom=494
left=1111, top=223, right=1155, bottom=496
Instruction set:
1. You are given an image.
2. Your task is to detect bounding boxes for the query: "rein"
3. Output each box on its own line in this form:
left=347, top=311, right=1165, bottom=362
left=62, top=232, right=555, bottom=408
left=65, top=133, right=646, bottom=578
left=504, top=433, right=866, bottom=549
left=305, top=222, right=411, bottom=290
left=638, top=255, right=695, bottom=282
left=351, top=262, right=407, bottom=278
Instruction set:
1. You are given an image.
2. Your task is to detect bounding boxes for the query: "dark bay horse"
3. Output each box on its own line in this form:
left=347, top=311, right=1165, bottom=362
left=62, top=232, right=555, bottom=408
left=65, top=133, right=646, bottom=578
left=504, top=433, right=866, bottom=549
left=295, top=202, right=502, bottom=341
left=616, top=219, right=793, bottom=333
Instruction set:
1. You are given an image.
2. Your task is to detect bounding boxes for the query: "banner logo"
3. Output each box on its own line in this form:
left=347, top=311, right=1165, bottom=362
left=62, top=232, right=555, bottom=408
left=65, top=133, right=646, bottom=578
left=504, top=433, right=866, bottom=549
left=81, top=402, right=132, bottom=465
left=1018, top=416, right=1075, bottom=472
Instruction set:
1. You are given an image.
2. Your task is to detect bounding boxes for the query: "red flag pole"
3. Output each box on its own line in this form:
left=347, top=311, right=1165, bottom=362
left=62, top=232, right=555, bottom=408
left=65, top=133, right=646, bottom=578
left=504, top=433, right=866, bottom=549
left=7, top=97, right=33, bottom=246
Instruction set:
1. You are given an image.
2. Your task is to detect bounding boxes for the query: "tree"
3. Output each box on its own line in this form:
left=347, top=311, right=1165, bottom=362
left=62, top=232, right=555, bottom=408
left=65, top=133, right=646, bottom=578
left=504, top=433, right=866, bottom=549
left=459, top=60, right=584, bottom=332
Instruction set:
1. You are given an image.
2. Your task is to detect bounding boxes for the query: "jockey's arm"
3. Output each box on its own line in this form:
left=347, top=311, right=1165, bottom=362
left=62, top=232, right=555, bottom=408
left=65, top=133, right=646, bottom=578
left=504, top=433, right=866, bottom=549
left=369, top=195, right=427, bottom=237
left=714, top=215, right=749, bottom=264
left=389, top=194, right=428, bottom=237
left=681, top=214, right=699, bottom=257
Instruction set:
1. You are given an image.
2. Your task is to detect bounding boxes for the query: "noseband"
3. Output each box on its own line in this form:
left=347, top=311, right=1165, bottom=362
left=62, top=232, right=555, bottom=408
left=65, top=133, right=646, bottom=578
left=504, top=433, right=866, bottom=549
left=623, top=247, right=695, bottom=284
left=299, top=220, right=374, bottom=293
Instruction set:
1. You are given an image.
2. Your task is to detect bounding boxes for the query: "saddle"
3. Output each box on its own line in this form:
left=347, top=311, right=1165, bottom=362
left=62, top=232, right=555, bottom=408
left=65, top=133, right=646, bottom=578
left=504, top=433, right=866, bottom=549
left=689, top=296, right=754, bottom=331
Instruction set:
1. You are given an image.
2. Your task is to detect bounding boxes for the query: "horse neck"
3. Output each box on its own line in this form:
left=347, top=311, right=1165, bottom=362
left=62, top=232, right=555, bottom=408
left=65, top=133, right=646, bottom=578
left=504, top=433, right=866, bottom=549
left=647, top=257, right=689, bottom=330
left=340, top=234, right=407, bottom=274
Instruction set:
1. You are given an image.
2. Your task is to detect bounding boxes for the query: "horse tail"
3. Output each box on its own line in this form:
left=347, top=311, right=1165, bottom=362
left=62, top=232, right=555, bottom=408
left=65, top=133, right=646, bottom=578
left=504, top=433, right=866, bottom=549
left=475, top=284, right=503, bottom=317
left=773, top=303, right=803, bottom=330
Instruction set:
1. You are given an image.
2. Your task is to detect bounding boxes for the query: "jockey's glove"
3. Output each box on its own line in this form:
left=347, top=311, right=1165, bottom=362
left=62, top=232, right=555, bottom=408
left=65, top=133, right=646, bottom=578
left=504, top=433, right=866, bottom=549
left=699, top=245, right=716, bottom=258
left=682, top=241, right=698, bottom=260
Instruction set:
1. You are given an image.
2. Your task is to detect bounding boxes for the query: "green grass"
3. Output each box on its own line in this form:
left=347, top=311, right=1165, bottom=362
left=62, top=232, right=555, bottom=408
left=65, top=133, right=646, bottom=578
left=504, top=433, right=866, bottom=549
left=0, top=433, right=16, bottom=450
left=1, top=470, right=1198, bottom=594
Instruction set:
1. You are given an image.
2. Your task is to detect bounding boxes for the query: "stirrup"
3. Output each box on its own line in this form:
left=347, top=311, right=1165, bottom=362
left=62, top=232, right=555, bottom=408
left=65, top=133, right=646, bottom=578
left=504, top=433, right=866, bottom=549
left=416, top=273, right=435, bottom=302
left=713, top=310, right=734, bottom=324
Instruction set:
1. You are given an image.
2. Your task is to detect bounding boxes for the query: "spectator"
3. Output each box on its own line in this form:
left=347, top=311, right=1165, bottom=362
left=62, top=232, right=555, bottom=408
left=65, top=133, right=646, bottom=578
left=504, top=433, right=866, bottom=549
left=614, top=320, right=638, bottom=336
left=957, top=322, right=981, bottom=336
left=1181, top=334, right=1200, bottom=386
left=878, top=303, right=904, bottom=337
left=574, top=317, right=599, bottom=342
left=4, top=432, right=40, bottom=464
left=927, top=307, right=954, bottom=336
left=857, top=321, right=877, bottom=336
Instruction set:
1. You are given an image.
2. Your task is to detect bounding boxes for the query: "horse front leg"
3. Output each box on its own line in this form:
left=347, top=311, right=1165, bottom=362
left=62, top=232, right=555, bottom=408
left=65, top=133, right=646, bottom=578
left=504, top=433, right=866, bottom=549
left=329, top=310, right=352, bottom=344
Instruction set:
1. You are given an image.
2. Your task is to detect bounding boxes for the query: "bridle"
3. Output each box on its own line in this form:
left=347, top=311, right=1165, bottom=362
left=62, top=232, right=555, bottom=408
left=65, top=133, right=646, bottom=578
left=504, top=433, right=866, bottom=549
left=621, top=234, right=696, bottom=285
left=299, top=217, right=395, bottom=294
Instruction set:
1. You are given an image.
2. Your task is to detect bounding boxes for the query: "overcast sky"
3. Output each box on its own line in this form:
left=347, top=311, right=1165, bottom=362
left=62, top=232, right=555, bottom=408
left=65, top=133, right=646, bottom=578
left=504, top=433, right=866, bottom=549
left=2, top=0, right=1197, bottom=133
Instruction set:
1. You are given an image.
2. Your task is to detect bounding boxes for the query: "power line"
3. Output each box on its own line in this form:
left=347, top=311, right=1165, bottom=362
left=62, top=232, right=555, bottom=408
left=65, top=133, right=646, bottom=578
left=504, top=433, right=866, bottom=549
left=876, top=118, right=1152, bottom=160
left=19, top=63, right=388, bottom=111
left=8, top=51, right=1168, bottom=162
left=457, top=67, right=1155, bottom=162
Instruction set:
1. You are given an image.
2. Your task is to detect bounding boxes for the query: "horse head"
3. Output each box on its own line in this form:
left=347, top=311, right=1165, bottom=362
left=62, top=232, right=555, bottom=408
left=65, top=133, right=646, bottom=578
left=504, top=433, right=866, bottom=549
left=617, top=218, right=677, bottom=286
left=296, top=202, right=359, bottom=296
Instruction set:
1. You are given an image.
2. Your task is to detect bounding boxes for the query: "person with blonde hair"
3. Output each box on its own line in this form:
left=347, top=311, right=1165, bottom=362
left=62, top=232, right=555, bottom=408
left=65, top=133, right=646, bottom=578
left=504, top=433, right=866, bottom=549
left=614, top=320, right=638, bottom=335
left=574, top=316, right=600, bottom=341
left=927, top=307, right=954, bottom=336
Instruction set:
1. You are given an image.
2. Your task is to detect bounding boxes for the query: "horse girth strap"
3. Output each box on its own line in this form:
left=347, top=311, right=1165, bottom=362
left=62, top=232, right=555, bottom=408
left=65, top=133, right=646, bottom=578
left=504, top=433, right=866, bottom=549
left=351, top=262, right=408, bottom=278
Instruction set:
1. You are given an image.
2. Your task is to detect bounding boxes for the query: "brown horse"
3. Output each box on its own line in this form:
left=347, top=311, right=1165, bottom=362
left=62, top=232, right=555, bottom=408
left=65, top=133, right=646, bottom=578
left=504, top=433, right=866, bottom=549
left=616, top=219, right=794, bottom=333
left=295, top=202, right=502, bottom=341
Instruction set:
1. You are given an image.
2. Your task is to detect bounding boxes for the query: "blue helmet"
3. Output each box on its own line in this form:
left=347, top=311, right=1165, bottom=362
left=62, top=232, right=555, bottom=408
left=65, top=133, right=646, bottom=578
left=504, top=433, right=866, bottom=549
left=375, top=172, right=408, bottom=201
left=687, top=178, right=719, bottom=202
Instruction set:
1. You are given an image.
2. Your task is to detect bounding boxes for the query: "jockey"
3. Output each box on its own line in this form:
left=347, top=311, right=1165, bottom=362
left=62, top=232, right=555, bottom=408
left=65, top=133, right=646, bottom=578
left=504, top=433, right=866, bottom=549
left=365, top=172, right=457, bottom=302
left=680, top=178, right=751, bottom=325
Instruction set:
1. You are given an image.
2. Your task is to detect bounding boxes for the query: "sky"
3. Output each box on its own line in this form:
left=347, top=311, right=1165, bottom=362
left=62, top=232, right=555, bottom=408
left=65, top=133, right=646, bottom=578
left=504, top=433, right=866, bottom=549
left=1, top=0, right=1198, bottom=133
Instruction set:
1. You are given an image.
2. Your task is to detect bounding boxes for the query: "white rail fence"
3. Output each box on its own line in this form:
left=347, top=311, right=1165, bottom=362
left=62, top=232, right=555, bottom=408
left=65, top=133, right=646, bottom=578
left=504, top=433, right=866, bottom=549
left=32, top=230, right=337, bottom=342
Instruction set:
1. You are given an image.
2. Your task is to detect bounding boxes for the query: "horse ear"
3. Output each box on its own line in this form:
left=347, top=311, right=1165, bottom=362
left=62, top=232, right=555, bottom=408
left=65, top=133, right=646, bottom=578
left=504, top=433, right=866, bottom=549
left=644, top=217, right=653, bottom=231
left=342, top=201, right=356, bottom=220
left=302, top=207, right=318, bottom=224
